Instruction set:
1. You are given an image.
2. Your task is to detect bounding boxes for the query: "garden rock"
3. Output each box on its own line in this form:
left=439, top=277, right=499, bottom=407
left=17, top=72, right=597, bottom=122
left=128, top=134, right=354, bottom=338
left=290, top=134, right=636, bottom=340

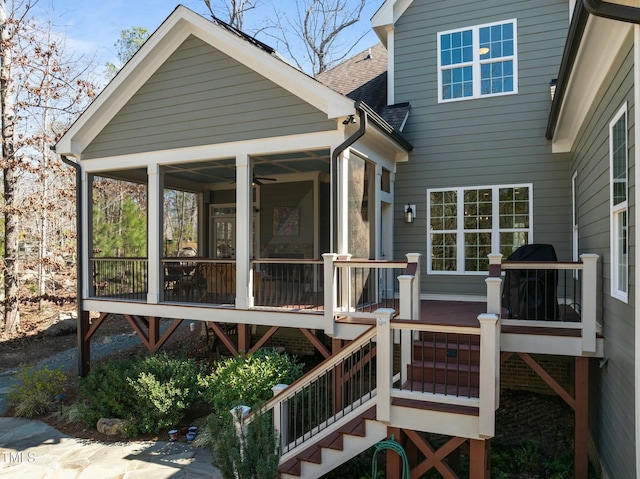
left=43, top=318, right=77, bottom=337
left=97, top=417, right=126, bottom=436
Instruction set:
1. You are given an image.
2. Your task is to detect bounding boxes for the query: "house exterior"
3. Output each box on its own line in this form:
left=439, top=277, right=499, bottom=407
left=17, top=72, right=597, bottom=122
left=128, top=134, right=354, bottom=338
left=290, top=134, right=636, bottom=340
left=54, top=1, right=636, bottom=478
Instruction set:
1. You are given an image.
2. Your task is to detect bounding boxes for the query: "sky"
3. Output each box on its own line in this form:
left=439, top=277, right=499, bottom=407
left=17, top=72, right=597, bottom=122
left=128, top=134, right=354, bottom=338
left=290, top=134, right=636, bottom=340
left=31, top=0, right=383, bottom=75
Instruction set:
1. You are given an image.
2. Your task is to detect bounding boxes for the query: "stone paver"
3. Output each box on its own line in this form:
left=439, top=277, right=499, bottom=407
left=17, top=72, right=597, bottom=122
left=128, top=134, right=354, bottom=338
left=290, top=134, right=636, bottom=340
left=0, top=417, right=222, bottom=479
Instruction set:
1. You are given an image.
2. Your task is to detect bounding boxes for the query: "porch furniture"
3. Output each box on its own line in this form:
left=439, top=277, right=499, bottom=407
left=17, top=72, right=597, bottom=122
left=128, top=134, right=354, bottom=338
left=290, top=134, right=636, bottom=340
left=197, top=262, right=236, bottom=302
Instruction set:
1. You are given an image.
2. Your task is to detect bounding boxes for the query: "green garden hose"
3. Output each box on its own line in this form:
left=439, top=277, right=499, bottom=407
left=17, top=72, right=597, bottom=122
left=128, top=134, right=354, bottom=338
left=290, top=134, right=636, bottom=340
left=371, top=434, right=410, bottom=479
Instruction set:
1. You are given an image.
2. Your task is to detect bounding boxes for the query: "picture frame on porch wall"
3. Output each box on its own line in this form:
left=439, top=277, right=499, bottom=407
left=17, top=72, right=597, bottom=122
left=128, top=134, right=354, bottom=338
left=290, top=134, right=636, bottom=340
left=273, top=206, right=300, bottom=236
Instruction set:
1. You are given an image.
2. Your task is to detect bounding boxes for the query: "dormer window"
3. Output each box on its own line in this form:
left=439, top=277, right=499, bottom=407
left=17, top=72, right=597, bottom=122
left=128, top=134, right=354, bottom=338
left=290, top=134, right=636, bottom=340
left=437, top=19, right=518, bottom=102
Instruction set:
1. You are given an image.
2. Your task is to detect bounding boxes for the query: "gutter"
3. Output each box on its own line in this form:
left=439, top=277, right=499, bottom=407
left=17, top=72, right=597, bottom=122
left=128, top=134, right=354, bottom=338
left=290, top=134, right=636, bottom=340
left=546, top=0, right=640, bottom=140
left=59, top=154, right=85, bottom=376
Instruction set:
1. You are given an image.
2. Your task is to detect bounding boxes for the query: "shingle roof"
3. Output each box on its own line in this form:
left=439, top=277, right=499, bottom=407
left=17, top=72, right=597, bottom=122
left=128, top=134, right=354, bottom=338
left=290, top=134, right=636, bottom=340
left=315, top=43, right=410, bottom=131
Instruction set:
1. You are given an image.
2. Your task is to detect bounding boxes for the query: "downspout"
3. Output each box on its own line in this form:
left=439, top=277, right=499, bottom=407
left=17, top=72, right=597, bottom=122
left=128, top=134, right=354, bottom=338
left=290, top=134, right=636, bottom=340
left=59, top=154, right=85, bottom=377
left=331, top=102, right=367, bottom=253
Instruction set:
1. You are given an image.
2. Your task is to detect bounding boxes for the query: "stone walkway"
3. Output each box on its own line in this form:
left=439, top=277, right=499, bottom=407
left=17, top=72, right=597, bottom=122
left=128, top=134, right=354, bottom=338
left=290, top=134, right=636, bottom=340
left=0, top=417, right=222, bottom=478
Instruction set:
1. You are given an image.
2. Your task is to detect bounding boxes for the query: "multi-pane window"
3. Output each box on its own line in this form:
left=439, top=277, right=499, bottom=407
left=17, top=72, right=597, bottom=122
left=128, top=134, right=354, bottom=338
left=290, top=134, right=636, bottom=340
left=428, top=184, right=532, bottom=273
left=438, top=19, right=517, bottom=102
left=610, top=104, right=628, bottom=301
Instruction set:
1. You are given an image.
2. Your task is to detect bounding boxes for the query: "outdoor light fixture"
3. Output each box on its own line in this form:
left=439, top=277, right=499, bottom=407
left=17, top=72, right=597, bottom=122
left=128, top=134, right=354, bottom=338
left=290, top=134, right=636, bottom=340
left=550, top=79, right=557, bottom=101
left=404, top=204, right=415, bottom=223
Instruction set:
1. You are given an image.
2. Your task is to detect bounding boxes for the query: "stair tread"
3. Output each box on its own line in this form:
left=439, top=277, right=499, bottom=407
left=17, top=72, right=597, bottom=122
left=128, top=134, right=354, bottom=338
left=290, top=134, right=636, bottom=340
left=298, top=445, right=322, bottom=464
left=410, top=359, right=480, bottom=371
left=401, top=380, right=480, bottom=398
left=414, top=340, right=481, bottom=351
left=317, top=431, right=343, bottom=450
left=279, top=457, right=301, bottom=476
left=392, top=396, right=480, bottom=416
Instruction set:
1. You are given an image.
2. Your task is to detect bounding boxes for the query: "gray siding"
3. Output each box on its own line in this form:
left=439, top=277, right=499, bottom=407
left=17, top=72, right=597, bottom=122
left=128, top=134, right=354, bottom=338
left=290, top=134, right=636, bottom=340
left=392, top=0, right=571, bottom=297
left=83, top=35, right=335, bottom=159
left=571, top=39, right=636, bottom=479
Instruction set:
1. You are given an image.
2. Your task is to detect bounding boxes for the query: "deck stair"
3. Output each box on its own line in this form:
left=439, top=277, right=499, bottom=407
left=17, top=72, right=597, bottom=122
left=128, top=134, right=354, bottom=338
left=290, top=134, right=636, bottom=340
left=278, top=404, right=387, bottom=479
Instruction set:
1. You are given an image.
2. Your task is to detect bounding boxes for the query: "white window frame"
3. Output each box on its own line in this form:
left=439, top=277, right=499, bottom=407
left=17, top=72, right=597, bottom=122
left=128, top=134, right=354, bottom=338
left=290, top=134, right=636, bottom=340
left=427, top=183, right=533, bottom=275
left=437, top=18, right=518, bottom=103
left=610, top=103, right=629, bottom=302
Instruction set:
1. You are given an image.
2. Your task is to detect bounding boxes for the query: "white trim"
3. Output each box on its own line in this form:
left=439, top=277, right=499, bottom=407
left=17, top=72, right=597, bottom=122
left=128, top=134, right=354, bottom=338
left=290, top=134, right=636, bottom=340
left=56, top=6, right=354, bottom=155
left=371, top=0, right=414, bottom=44
left=609, top=102, right=629, bottom=303
left=634, top=26, right=640, bottom=478
left=78, top=131, right=347, bottom=174
left=552, top=17, right=632, bottom=153
left=437, top=18, right=518, bottom=103
left=427, top=183, right=533, bottom=274
left=387, top=27, right=395, bottom=105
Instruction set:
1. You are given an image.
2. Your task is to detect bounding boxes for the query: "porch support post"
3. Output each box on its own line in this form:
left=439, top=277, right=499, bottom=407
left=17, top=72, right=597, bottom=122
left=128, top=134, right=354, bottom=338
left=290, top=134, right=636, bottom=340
left=337, top=149, right=350, bottom=254
left=82, top=173, right=92, bottom=299
left=235, top=153, right=253, bottom=309
left=386, top=427, right=403, bottom=479
left=469, top=439, right=490, bottom=479
left=574, top=356, right=589, bottom=479
left=78, top=310, right=91, bottom=377
left=478, top=313, right=500, bottom=436
left=486, top=254, right=503, bottom=316
left=147, top=164, right=164, bottom=304
left=323, top=253, right=338, bottom=336
left=238, top=323, right=250, bottom=354
left=272, top=384, right=289, bottom=450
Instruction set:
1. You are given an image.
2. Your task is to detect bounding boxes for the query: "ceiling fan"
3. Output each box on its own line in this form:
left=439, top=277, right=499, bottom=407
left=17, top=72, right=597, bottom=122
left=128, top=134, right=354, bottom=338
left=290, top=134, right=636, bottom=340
left=230, top=174, right=277, bottom=186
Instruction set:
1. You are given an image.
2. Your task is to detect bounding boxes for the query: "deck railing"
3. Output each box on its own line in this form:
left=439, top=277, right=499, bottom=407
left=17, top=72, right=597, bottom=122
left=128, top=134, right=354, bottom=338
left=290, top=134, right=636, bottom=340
left=490, top=253, right=599, bottom=354
left=252, top=259, right=324, bottom=311
left=90, top=257, right=148, bottom=300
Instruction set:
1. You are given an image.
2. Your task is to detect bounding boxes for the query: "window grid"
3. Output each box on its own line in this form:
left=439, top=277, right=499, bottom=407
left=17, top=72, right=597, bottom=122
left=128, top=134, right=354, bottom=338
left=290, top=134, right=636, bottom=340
left=428, top=184, right=532, bottom=274
left=438, top=19, right=517, bottom=102
left=610, top=104, right=628, bottom=301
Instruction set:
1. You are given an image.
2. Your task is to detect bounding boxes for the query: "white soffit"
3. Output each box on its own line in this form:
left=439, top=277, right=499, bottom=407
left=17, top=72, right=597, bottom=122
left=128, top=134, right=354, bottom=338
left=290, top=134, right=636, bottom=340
left=56, top=6, right=354, bottom=156
left=552, top=15, right=633, bottom=153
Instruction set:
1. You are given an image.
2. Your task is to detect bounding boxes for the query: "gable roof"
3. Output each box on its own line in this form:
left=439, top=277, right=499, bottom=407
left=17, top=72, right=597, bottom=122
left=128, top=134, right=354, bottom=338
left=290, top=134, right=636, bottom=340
left=316, top=43, right=410, bottom=131
left=55, top=5, right=355, bottom=156
left=371, top=0, right=414, bottom=45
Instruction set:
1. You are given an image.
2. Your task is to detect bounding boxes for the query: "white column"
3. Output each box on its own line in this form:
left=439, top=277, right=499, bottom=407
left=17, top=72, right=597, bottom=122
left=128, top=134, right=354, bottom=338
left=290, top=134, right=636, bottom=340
left=478, top=313, right=500, bottom=438
left=147, top=165, right=163, bottom=304
left=375, top=308, right=395, bottom=423
left=375, top=165, right=383, bottom=261
left=398, top=275, right=414, bottom=385
left=580, top=254, right=599, bottom=354
left=236, top=153, right=253, bottom=309
left=634, top=25, right=640, bottom=477
left=323, top=253, right=338, bottom=336
left=386, top=26, right=395, bottom=105
left=271, top=384, right=289, bottom=450
left=82, top=172, right=92, bottom=299
left=486, top=253, right=503, bottom=315
left=338, top=253, right=352, bottom=312
left=406, top=253, right=422, bottom=320
left=337, top=149, right=350, bottom=254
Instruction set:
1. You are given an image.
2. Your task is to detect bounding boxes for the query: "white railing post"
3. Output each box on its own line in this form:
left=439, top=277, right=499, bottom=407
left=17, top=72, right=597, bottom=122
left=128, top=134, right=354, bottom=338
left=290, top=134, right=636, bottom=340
left=337, top=253, right=352, bottom=312
left=231, top=404, right=252, bottom=459
left=323, top=253, right=338, bottom=336
left=486, top=254, right=503, bottom=315
left=478, top=314, right=500, bottom=438
left=406, top=253, right=422, bottom=320
left=398, top=275, right=414, bottom=385
left=271, top=384, right=289, bottom=450
left=375, top=308, right=395, bottom=423
left=580, top=254, right=599, bottom=353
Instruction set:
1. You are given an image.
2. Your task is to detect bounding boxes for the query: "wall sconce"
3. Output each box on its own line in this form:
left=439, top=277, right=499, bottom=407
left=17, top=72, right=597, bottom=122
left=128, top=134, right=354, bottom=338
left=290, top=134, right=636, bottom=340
left=404, top=204, right=416, bottom=223
left=549, top=79, right=557, bottom=101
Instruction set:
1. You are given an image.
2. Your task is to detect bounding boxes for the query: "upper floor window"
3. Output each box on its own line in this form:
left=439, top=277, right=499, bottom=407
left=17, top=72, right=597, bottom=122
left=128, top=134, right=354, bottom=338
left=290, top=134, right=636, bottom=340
left=610, top=103, right=628, bottom=302
left=428, top=184, right=532, bottom=273
left=438, top=19, right=518, bottom=102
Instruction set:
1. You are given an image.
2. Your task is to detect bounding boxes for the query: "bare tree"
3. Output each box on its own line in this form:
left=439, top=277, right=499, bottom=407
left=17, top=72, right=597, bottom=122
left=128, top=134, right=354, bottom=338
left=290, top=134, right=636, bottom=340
left=1, top=0, right=96, bottom=331
left=203, top=0, right=259, bottom=30
left=273, top=0, right=368, bottom=76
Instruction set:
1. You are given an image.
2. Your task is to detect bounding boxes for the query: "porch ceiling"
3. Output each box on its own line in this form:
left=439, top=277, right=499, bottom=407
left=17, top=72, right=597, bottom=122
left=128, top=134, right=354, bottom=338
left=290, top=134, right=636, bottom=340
left=93, top=149, right=331, bottom=189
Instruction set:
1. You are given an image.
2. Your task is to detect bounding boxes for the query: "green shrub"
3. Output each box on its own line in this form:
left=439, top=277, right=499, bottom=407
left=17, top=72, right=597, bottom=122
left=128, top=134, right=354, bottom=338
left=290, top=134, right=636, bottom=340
left=78, top=352, right=204, bottom=436
left=210, top=407, right=280, bottom=479
left=8, top=365, right=67, bottom=418
left=200, top=350, right=303, bottom=416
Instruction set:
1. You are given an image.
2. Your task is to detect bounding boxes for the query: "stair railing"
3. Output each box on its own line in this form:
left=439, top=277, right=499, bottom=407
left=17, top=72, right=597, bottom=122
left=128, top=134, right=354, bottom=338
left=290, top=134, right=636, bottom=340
left=259, top=327, right=379, bottom=455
